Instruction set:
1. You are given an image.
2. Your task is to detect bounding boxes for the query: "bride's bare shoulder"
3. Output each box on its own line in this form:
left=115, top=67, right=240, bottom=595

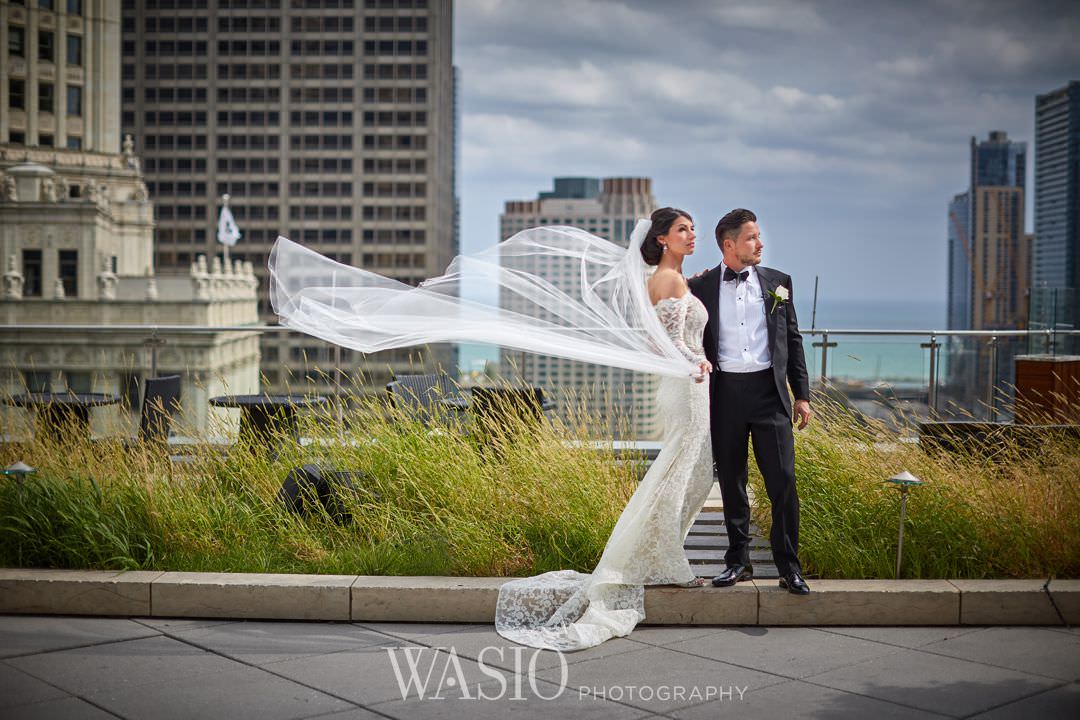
left=648, top=268, right=688, bottom=304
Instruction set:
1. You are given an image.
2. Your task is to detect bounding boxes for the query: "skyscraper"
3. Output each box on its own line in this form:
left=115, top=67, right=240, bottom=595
left=499, top=177, right=661, bottom=439
left=947, top=131, right=1030, bottom=332
left=120, top=0, right=456, bottom=393
left=1032, top=81, right=1080, bottom=352
left=945, top=131, right=1031, bottom=412
left=946, top=191, right=971, bottom=331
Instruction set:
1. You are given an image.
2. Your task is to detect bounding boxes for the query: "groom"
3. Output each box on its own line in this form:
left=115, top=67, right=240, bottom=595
left=689, top=208, right=813, bottom=595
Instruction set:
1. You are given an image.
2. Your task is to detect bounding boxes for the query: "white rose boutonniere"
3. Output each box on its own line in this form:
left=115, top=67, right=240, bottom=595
left=767, top=285, right=789, bottom=314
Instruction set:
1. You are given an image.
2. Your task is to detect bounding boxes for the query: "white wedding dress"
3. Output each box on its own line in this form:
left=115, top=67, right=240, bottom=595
left=495, top=292, right=715, bottom=651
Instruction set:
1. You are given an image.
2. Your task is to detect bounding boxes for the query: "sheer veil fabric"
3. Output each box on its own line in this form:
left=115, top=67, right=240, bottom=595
left=269, top=220, right=700, bottom=380
left=269, top=220, right=715, bottom=651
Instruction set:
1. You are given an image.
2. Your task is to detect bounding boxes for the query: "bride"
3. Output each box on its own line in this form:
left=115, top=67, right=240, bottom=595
left=269, top=207, right=716, bottom=652
left=494, top=207, right=714, bottom=651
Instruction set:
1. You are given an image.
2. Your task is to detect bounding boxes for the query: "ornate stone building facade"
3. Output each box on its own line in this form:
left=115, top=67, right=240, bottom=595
left=1, top=0, right=259, bottom=436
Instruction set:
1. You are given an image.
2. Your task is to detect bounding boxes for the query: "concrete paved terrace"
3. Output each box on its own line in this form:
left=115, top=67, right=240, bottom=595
left=2, top=615, right=1079, bottom=719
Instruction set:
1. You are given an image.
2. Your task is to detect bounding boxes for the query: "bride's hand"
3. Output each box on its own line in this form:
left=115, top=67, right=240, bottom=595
left=694, top=360, right=712, bottom=382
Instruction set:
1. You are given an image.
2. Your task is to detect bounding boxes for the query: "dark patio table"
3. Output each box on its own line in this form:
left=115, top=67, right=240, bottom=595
left=209, top=394, right=330, bottom=447
left=6, top=392, right=120, bottom=442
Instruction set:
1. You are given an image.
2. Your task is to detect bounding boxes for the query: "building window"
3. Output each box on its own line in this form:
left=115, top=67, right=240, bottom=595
left=66, top=135, right=81, bottom=149
left=38, top=0, right=55, bottom=9
left=67, top=0, right=82, bottom=14
left=8, top=26, right=25, bottom=57
left=67, top=85, right=82, bottom=116
left=23, top=371, right=50, bottom=394
left=66, top=34, right=82, bottom=66
left=9, top=79, right=26, bottom=110
left=39, top=83, right=54, bottom=113
left=39, top=133, right=54, bottom=146
left=58, top=250, right=78, bottom=296
left=22, top=250, right=42, bottom=297
left=39, top=30, right=55, bottom=62
left=9, top=131, right=25, bottom=144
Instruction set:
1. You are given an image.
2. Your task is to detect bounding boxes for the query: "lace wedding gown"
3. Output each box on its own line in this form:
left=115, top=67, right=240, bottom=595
left=495, top=292, right=715, bottom=651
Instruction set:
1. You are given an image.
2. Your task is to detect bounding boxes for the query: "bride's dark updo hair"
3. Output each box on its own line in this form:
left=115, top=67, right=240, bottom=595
left=640, top=207, right=693, bottom=266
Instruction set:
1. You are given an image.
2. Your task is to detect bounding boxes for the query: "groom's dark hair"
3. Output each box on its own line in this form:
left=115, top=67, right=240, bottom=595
left=715, top=208, right=757, bottom=249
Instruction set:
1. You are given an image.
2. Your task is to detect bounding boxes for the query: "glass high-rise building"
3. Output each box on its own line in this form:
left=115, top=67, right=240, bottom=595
left=946, top=191, right=971, bottom=331
left=120, top=0, right=456, bottom=393
left=1032, top=81, right=1080, bottom=351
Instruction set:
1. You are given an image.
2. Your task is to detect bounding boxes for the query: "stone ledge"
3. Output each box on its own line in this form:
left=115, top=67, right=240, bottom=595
left=643, top=584, right=757, bottom=625
left=152, top=572, right=355, bottom=621
left=1049, top=579, right=1080, bottom=624
left=352, top=576, right=505, bottom=623
left=951, top=579, right=1061, bottom=625
left=0, top=569, right=163, bottom=616
left=0, top=570, right=1071, bottom=626
left=757, top=579, right=960, bottom=626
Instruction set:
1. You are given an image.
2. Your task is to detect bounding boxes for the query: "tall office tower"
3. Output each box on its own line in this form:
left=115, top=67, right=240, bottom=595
left=968, top=131, right=1031, bottom=331
left=1, top=0, right=259, bottom=433
left=120, top=0, right=456, bottom=394
left=499, top=177, right=661, bottom=440
left=944, top=131, right=1031, bottom=412
left=1032, top=81, right=1080, bottom=353
left=946, top=191, right=971, bottom=331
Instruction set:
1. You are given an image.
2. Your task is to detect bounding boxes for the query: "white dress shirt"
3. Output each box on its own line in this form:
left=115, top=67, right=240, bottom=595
left=717, top=262, right=772, bottom=372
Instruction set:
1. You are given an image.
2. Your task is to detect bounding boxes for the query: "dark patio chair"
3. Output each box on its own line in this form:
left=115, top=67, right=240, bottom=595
left=386, top=373, right=459, bottom=424
left=139, top=374, right=182, bottom=443
left=469, top=387, right=549, bottom=442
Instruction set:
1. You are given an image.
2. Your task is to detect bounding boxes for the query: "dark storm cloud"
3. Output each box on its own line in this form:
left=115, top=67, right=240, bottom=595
left=455, top=0, right=1079, bottom=303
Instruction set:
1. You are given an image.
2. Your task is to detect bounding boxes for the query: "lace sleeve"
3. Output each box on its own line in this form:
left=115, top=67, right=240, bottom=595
left=655, top=296, right=705, bottom=366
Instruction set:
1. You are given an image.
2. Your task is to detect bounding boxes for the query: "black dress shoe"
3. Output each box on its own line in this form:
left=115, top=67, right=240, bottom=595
left=712, top=564, right=753, bottom=587
left=779, top=571, right=810, bottom=595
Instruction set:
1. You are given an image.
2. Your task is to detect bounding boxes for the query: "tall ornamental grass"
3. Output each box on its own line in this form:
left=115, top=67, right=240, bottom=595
left=0, top=385, right=639, bottom=577
left=748, top=394, right=1080, bottom=579
left=2, top=383, right=1077, bottom=578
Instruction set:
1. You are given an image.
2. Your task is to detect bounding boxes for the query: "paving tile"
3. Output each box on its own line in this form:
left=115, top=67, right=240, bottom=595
left=83, top=663, right=353, bottom=720
left=0, top=696, right=120, bottom=720
left=372, top=678, right=652, bottom=720
left=166, top=620, right=396, bottom=666
left=352, top=622, right=490, bottom=643
left=298, top=709, right=388, bottom=720
left=921, top=627, right=1080, bottom=681
left=664, top=626, right=903, bottom=680
left=970, top=682, right=1080, bottom=719
left=0, top=661, right=69, bottom=708
left=263, top=641, right=489, bottom=707
left=805, top=646, right=1060, bottom=717
left=299, top=709, right=390, bottom=720
left=381, top=624, right=651, bottom=672
left=133, top=617, right=242, bottom=632
left=535, top=644, right=788, bottom=714
left=818, top=626, right=983, bottom=649
left=0, top=616, right=160, bottom=659
left=670, top=678, right=945, bottom=719
left=9, top=635, right=243, bottom=696
left=619, top=625, right=730, bottom=648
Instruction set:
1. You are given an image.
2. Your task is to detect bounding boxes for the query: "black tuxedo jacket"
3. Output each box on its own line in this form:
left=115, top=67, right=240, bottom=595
left=688, top=265, right=810, bottom=418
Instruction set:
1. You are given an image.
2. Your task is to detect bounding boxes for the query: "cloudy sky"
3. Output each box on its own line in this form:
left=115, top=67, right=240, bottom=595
left=453, top=0, right=1079, bottom=312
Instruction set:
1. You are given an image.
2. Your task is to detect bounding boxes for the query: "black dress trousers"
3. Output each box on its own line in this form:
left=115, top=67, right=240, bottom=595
left=710, top=368, right=802, bottom=577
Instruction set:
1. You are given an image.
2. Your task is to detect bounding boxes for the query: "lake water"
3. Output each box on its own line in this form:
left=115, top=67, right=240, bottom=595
left=458, top=298, right=948, bottom=385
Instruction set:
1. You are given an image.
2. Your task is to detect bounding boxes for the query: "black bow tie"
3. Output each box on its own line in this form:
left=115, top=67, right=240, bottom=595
left=723, top=268, right=749, bottom=283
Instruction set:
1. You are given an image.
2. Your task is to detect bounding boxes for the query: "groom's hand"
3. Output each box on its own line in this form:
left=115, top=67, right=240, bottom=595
left=793, top=400, right=812, bottom=430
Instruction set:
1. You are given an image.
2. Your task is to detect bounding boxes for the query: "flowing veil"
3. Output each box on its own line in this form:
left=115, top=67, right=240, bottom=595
left=268, top=220, right=700, bottom=379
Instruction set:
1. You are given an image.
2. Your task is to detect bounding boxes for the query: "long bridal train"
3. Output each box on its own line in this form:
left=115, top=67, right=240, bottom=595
left=495, top=294, right=714, bottom=651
